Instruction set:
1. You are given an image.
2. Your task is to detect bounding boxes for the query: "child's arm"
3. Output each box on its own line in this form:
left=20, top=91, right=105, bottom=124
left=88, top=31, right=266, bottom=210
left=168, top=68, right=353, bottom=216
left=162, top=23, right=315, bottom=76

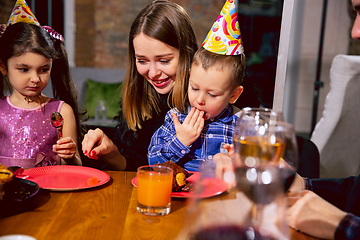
left=148, top=109, right=203, bottom=164
left=52, top=103, right=82, bottom=165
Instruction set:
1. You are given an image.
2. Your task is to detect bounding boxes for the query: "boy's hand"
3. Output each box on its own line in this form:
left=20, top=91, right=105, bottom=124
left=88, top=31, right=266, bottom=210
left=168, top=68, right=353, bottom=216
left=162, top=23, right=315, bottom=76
left=172, top=108, right=204, bottom=147
left=53, top=137, right=77, bottom=159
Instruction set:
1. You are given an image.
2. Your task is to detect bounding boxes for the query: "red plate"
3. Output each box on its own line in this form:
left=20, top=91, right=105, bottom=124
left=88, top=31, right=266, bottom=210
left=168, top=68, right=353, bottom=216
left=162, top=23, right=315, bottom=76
left=131, top=172, right=228, bottom=198
left=22, top=166, right=110, bottom=191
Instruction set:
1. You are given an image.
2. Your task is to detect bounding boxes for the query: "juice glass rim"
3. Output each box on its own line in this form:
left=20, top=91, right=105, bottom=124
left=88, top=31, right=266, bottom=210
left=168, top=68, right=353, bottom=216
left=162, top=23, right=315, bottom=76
left=137, top=165, right=173, bottom=176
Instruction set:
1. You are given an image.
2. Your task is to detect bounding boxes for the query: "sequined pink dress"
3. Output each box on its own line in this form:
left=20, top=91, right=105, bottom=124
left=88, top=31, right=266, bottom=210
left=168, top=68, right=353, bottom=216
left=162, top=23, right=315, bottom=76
left=0, top=96, right=64, bottom=168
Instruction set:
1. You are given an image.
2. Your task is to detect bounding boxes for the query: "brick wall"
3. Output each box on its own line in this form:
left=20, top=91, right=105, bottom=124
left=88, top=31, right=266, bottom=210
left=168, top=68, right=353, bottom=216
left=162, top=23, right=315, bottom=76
left=75, top=0, right=96, bottom=67
left=76, top=0, right=226, bottom=69
left=0, top=0, right=15, bottom=23
left=0, top=0, right=223, bottom=68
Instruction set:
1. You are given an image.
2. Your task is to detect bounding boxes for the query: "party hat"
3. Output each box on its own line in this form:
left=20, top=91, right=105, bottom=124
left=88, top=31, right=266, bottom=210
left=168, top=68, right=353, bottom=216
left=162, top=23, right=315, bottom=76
left=202, top=0, right=244, bottom=55
left=6, top=0, right=40, bottom=27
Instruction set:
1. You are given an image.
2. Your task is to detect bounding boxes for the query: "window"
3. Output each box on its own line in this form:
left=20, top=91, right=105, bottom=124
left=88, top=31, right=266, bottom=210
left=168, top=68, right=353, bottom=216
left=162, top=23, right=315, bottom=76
left=27, top=0, right=64, bottom=36
left=27, top=0, right=75, bottom=66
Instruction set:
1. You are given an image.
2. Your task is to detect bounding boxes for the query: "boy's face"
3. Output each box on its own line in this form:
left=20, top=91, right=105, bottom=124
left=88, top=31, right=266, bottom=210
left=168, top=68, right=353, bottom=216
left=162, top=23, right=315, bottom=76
left=188, top=64, right=243, bottom=120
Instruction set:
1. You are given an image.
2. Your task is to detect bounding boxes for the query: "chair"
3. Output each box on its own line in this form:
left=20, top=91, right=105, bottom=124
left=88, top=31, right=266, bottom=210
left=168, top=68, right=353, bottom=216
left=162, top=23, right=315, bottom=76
left=296, top=136, right=319, bottom=179
left=310, top=54, right=360, bottom=178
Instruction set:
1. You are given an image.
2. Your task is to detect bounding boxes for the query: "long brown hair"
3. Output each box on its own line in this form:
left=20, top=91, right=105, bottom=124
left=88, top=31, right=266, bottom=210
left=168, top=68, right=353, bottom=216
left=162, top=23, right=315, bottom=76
left=122, top=0, right=198, bottom=131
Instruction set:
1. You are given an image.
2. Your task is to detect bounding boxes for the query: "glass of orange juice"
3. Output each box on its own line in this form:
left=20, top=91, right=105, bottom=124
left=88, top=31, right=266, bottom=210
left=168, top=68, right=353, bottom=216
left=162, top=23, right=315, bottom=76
left=137, top=165, right=173, bottom=216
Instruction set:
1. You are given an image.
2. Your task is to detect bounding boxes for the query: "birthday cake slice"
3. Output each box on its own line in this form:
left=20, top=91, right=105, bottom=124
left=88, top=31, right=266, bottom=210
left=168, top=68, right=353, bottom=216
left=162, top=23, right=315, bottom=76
left=155, top=161, right=192, bottom=192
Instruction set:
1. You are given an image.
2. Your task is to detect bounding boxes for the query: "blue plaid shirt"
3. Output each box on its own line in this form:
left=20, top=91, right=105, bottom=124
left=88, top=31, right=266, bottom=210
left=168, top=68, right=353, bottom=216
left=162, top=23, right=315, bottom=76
left=148, top=105, right=240, bottom=172
left=304, top=178, right=360, bottom=239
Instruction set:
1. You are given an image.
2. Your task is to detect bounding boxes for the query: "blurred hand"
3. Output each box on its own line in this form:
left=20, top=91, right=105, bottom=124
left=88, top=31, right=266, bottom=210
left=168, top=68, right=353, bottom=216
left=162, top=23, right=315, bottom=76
left=286, top=190, right=347, bottom=239
left=82, top=128, right=116, bottom=160
left=172, top=108, right=204, bottom=147
left=213, top=144, right=235, bottom=188
left=53, top=136, right=76, bottom=159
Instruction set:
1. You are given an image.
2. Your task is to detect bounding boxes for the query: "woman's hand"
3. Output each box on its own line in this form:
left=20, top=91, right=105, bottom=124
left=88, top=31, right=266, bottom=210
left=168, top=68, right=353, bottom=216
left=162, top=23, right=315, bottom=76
left=172, top=108, right=204, bottom=147
left=286, top=190, right=347, bottom=239
left=53, top=136, right=76, bottom=159
left=82, top=128, right=117, bottom=160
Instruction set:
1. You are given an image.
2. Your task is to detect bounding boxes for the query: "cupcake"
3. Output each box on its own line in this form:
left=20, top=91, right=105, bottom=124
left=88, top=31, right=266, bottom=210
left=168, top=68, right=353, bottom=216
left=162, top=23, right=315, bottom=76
left=0, top=164, right=14, bottom=201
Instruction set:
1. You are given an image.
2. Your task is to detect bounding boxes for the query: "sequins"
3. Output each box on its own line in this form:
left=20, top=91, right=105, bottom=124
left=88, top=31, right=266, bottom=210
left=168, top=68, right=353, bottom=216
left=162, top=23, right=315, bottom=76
left=0, top=96, right=62, bottom=165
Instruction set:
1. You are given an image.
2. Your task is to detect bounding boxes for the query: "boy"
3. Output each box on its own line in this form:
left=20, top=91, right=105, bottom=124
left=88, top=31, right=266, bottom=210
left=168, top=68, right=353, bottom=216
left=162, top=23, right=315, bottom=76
left=148, top=0, right=245, bottom=172
left=147, top=46, right=245, bottom=172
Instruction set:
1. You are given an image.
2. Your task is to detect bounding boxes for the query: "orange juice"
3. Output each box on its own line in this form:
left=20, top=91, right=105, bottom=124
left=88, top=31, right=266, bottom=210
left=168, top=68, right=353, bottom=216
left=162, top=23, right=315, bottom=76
left=137, top=171, right=173, bottom=207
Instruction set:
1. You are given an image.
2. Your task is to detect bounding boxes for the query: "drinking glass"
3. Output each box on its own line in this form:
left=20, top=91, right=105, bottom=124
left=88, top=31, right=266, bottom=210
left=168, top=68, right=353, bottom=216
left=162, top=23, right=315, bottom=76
left=233, top=117, right=286, bottom=168
left=234, top=164, right=284, bottom=228
left=277, top=121, right=298, bottom=192
left=236, top=107, right=284, bottom=131
left=137, top=165, right=173, bottom=216
left=233, top=112, right=289, bottom=229
left=178, top=161, right=288, bottom=240
left=234, top=116, right=299, bottom=188
left=234, top=107, right=285, bottom=163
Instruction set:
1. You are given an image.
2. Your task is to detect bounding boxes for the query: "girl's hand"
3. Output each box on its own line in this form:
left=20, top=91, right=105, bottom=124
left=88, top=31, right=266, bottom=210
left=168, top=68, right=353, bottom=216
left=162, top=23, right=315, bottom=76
left=286, top=190, right=347, bottom=239
left=172, top=108, right=204, bottom=147
left=53, top=137, right=76, bottom=159
left=82, top=128, right=117, bottom=160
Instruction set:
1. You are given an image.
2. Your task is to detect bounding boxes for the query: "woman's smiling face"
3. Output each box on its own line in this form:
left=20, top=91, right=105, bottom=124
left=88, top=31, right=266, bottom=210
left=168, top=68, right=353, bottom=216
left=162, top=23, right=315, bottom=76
left=133, top=33, right=179, bottom=95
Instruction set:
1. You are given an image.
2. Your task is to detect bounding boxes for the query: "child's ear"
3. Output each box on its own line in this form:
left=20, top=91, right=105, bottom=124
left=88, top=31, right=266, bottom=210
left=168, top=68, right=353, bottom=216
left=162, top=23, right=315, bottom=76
left=229, top=86, right=243, bottom=104
left=0, top=60, right=7, bottom=76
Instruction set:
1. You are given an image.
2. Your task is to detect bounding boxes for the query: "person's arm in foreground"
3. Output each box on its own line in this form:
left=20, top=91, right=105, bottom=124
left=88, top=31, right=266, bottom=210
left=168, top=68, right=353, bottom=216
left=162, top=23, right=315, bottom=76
left=82, top=128, right=126, bottom=170
left=286, top=190, right=348, bottom=239
left=286, top=189, right=360, bottom=240
left=287, top=175, right=360, bottom=239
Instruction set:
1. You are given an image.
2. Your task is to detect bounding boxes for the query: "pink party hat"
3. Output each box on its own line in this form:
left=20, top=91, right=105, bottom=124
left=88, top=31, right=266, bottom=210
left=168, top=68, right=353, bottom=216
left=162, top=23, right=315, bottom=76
left=6, top=0, right=40, bottom=27
left=202, top=0, right=244, bottom=55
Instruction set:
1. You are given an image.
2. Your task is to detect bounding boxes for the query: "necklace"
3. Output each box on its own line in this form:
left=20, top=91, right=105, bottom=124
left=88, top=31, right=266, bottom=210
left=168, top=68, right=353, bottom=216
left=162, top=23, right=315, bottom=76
left=24, top=94, right=44, bottom=111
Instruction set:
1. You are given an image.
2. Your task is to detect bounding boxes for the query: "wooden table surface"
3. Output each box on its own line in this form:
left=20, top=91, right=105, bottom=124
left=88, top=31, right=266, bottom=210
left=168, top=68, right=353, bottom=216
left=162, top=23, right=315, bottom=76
left=0, top=171, right=320, bottom=240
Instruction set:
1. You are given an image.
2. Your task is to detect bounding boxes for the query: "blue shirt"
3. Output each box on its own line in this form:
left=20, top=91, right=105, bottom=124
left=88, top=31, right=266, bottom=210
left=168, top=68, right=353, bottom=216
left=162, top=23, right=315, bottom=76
left=148, top=105, right=240, bottom=172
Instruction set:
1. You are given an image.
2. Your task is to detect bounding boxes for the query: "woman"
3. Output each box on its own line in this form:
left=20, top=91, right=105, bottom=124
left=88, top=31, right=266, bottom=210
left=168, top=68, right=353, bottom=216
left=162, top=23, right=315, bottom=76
left=82, top=0, right=198, bottom=170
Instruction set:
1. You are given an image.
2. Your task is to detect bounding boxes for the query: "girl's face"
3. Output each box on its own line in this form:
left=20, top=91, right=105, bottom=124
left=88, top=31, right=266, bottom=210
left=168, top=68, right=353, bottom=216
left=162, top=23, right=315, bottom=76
left=7, top=52, right=52, bottom=99
left=133, top=33, right=179, bottom=95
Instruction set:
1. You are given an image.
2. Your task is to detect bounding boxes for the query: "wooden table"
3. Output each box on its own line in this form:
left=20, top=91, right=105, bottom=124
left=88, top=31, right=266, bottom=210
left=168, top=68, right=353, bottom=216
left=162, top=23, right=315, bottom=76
left=0, top=171, right=319, bottom=240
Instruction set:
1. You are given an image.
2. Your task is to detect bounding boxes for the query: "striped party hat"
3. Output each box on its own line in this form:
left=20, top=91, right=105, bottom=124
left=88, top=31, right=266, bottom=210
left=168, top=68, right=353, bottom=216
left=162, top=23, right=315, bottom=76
left=7, top=0, right=40, bottom=26
left=202, top=0, right=244, bottom=55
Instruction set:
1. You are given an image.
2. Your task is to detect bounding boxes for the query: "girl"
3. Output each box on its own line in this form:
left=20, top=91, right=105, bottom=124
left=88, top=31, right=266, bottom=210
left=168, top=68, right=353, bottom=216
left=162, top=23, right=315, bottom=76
left=0, top=22, right=82, bottom=167
left=82, top=0, right=198, bottom=170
